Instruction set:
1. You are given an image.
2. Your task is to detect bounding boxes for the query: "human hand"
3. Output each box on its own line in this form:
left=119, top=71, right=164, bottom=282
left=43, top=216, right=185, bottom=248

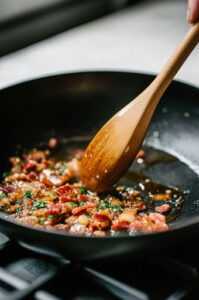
left=187, top=0, right=199, bottom=23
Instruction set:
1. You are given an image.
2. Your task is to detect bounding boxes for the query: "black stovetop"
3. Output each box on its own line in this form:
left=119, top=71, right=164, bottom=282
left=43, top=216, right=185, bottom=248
left=0, top=232, right=199, bottom=300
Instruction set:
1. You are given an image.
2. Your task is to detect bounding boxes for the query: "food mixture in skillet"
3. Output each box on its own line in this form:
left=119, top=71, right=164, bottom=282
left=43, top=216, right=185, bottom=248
left=0, top=139, right=183, bottom=236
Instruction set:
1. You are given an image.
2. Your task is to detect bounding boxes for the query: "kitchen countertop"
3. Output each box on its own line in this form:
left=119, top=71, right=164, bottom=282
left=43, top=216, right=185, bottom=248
left=0, top=0, right=198, bottom=89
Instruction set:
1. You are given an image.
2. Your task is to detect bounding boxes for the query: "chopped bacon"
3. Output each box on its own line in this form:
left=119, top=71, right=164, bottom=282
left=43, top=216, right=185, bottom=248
left=10, top=157, right=21, bottom=165
left=91, top=212, right=111, bottom=229
left=135, top=150, right=145, bottom=159
left=149, top=212, right=168, bottom=232
left=149, top=212, right=166, bottom=223
left=23, top=160, right=36, bottom=171
left=1, top=147, right=180, bottom=236
left=132, top=201, right=146, bottom=211
left=111, top=221, right=130, bottom=231
left=77, top=194, right=89, bottom=202
left=59, top=196, right=75, bottom=203
left=0, top=184, right=16, bottom=194
left=93, top=213, right=111, bottom=222
left=27, top=172, right=38, bottom=181
left=48, top=204, right=62, bottom=216
left=56, top=184, right=72, bottom=196
left=72, top=203, right=96, bottom=215
left=155, top=204, right=170, bottom=214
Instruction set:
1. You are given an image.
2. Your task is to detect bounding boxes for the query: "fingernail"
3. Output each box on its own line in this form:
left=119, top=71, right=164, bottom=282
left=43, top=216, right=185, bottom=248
left=187, top=5, right=191, bottom=23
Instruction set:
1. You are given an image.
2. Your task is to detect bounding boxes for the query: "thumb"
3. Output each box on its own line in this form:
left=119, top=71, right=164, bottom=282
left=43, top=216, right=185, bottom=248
left=187, top=0, right=199, bottom=23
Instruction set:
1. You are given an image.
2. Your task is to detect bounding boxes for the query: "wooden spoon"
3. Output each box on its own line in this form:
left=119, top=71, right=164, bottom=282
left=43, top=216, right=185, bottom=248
left=80, top=21, right=199, bottom=192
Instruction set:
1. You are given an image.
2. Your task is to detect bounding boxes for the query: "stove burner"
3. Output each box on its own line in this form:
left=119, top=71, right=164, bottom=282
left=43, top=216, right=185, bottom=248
left=0, top=232, right=199, bottom=300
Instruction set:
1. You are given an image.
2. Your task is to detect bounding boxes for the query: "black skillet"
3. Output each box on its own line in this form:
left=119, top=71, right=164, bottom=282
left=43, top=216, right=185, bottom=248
left=0, top=71, right=199, bottom=263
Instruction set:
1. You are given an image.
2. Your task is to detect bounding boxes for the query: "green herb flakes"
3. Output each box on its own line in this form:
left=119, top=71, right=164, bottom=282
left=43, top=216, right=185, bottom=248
left=112, top=205, right=124, bottom=212
left=70, top=202, right=78, bottom=207
left=79, top=187, right=87, bottom=194
left=98, top=199, right=112, bottom=210
left=0, top=192, right=6, bottom=198
left=33, top=199, right=46, bottom=209
left=38, top=217, right=46, bottom=224
left=48, top=214, right=56, bottom=220
left=24, top=190, right=33, bottom=199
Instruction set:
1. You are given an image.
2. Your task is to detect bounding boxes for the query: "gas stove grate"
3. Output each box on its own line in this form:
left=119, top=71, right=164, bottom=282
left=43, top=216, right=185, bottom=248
left=0, top=233, right=198, bottom=300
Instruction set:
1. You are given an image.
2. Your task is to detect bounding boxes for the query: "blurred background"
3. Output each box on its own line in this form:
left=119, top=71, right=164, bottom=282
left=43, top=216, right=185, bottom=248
left=0, top=0, right=198, bottom=88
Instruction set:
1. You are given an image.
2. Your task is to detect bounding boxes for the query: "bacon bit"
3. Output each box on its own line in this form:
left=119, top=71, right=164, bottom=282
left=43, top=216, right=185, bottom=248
left=14, top=174, right=27, bottom=181
left=23, top=160, right=36, bottom=171
left=77, top=194, right=89, bottom=202
left=60, top=196, right=75, bottom=203
left=149, top=212, right=169, bottom=232
left=10, top=157, right=21, bottom=165
left=0, top=184, right=16, bottom=194
left=72, top=203, right=96, bottom=215
left=132, top=201, right=146, bottom=211
left=40, top=175, right=63, bottom=186
left=155, top=204, right=170, bottom=214
left=56, top=184, right=72, bottom=196
left=49, top=138, right=58, bottom=148
left=30, top=150, right=49, bottom=162
left=93, top=213, right=111, bottom=223
left=149, top=212, right=166, bottom=223
left=48, top=204, right=62, bottom=216
left=152, top=193, right=171, bottom=201
left=111, top=221, right=130, bottom=231
left=91, top=213, right=111, bottom=229
left=27, top=172, right=38, bottom=181
left=135, top=150, right=145, bottom=159
left=119, top=208, right=137, bottom=223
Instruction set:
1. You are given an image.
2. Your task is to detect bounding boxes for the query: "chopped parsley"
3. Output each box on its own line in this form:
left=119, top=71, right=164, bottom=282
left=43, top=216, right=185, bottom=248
left=51, top=192, right=56, bottom=196
left=57, top=165, right=68, bottom=175
left=70, top=202, right=78, bottom=207
left=24, top=190, right=33, bottom=199
left=79, top=201, right=86, bottom=206
left=33, top=199, right=47, bottom=209
left=48, top=214, right=56, bottom=220
left=79, top=187, right=87, bottom=194
left=98, top=199, right=112, bottom=210
left=0, top=192, right=6, bottom=198
left=112, top=205, right=124, bottom=212
left=38, top=217, right=46, bottom=224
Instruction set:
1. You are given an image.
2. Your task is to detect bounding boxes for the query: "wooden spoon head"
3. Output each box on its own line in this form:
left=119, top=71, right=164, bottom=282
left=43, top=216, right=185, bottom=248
left=80, top=110, right=143, bottom=192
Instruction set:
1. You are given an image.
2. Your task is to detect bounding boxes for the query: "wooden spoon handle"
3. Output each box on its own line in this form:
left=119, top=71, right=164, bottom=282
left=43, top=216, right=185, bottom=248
left=148, top=21, right=199, bottom=103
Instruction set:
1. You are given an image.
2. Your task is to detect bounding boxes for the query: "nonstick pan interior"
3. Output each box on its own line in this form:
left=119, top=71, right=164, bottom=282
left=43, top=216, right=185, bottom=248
left=0, top=71, right=199, bottom=262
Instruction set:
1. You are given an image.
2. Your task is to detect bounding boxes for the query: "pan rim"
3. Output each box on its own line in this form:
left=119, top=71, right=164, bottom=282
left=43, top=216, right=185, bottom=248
left=0, top=69, right=198, bottom=92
